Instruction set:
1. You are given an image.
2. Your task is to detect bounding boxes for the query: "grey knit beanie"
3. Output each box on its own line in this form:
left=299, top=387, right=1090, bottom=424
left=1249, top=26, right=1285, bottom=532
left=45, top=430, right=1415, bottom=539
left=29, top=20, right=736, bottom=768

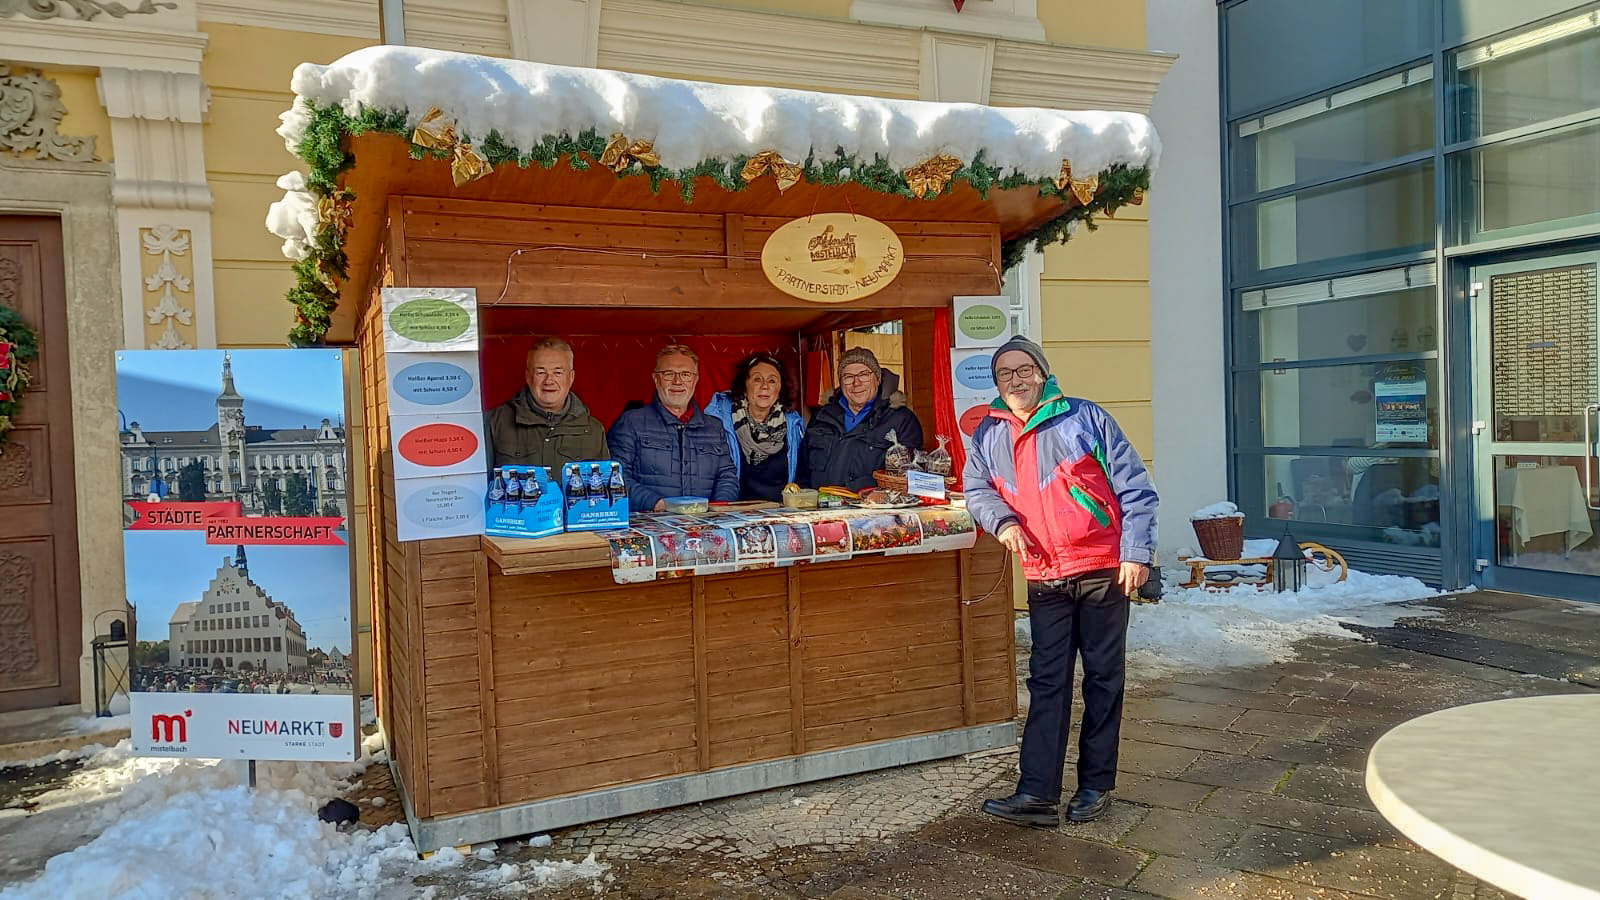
left=991, top=336, right=1050, bottom=379
left=838, top=347, right=881, bottom=379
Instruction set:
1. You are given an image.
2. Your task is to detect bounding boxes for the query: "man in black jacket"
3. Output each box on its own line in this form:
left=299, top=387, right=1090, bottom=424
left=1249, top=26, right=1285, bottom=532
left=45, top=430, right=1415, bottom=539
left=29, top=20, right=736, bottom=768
left=799, top=347, right=924, bottom=491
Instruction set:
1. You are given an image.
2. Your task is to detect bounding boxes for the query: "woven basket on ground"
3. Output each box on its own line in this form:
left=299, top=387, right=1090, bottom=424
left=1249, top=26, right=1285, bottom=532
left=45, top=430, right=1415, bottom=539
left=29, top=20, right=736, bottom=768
left=1191, top=514, right=1245, bottom=560
left=873, top=470, right=958, bottom=492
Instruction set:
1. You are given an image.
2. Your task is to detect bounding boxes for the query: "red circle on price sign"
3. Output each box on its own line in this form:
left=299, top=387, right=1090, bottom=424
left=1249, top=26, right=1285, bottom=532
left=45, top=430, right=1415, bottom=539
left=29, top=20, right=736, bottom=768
left=958, top=403, right=989, bottom=437
left=398, top=423, right=479, bottom=466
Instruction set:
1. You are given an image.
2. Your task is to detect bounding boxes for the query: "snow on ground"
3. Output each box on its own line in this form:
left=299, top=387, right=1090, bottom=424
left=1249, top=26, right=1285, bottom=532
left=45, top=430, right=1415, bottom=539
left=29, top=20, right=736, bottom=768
left=0, top=730, right=608, bottom=900
left=0, top=743, right=115, bottom=773
left=61, top=714, right=131, bottom=737
left=1014, top=566, right=1444, bottom=680
left=1123, top=568, right=1443, bottom=679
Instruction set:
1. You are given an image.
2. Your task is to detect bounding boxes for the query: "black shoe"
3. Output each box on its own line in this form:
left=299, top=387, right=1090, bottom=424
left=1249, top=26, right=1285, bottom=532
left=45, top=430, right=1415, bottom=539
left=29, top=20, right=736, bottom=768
left=981, top=792, right=1059, bottom=827
left=1066, top=788, right=1111, bottom=822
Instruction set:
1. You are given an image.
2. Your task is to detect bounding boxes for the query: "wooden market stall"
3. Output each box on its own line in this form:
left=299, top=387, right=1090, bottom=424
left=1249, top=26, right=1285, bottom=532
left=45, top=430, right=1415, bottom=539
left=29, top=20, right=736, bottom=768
left=268, top=46, right=1156, bottom=850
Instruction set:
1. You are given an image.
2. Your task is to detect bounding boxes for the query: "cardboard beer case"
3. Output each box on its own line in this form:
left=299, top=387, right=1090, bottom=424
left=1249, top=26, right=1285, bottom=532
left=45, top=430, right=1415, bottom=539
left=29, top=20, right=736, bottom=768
left=485, top=465, right=563, bottom=539
left=563, top=460, right=629, bottom=531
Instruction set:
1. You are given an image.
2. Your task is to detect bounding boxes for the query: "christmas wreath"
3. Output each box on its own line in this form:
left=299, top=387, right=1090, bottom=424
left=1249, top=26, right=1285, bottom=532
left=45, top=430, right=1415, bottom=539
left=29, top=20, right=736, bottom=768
left=0, top=306, right=38, bottom=450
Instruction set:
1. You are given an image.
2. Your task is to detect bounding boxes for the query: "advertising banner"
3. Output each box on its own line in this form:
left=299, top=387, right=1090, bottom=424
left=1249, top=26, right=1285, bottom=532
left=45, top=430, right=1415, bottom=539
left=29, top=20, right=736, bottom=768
left=1375, top=379, right=1428, bottom=443
left=117, top=349, right=359, bottom=762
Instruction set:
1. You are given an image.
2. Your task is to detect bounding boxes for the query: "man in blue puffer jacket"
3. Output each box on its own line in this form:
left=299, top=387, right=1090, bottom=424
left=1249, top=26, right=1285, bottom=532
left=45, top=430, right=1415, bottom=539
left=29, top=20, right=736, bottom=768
left=609, top=344, right=739, bottom=511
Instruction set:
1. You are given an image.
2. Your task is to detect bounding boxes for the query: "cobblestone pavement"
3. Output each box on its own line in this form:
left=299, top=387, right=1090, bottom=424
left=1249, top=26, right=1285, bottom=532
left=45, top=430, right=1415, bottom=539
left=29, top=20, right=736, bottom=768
left=401, top=591, right=1600, bottom=897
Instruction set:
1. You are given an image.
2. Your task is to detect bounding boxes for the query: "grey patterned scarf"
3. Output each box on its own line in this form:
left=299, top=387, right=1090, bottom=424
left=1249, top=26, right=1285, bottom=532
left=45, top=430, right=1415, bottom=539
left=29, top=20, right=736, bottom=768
left=733, top=400, right=787, bottom=465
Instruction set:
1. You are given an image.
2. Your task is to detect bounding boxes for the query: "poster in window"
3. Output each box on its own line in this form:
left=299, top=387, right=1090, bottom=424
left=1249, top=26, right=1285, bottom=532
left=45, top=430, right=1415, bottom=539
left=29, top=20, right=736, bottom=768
left=1374, top=379, right=1428, bottom=443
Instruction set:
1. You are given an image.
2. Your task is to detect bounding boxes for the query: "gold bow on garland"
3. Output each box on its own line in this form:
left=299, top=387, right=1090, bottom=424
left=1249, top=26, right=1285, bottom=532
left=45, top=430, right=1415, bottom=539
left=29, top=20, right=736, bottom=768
left=599, top=133, right=660, bottom=173
left=1053, top=160, right=1100, bottom=206
left=740, top=150, right=804, bottom=193
left=905, top=154, right=962, bottom=199
left=316, top=191, right=353, bottom=233
left=411, top=107, right=494, bottom=187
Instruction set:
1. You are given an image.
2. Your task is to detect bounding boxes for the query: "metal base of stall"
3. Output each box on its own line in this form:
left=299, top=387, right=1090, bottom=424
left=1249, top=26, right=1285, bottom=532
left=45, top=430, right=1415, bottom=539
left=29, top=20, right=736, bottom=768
left=392, top=721, right=1017, bottom=852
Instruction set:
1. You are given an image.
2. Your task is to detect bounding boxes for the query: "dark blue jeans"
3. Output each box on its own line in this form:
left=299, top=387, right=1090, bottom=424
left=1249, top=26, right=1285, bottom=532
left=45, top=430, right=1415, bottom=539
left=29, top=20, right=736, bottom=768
left=1018, top=569, right=1130, bottom=802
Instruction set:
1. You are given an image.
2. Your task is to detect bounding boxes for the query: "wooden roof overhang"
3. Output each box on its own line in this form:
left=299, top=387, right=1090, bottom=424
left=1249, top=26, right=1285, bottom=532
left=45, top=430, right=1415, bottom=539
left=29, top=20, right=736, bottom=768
left=332, top=132, right=1077, bottom=344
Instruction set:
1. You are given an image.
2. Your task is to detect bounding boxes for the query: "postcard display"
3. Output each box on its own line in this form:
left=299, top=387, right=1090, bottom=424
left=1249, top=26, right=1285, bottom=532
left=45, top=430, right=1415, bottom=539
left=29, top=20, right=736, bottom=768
left=951, top=295, right=1010, bottom=457
left=383, top=288, right=490, bottom=541
left=599, top=505, right=977, bottom=584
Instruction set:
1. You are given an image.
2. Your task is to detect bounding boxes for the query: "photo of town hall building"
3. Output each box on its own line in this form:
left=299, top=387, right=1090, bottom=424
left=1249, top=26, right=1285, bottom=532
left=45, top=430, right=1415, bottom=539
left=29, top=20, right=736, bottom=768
left=168, top=546, right=309, bottom=675
left=120, top=354, right=350, bottom=519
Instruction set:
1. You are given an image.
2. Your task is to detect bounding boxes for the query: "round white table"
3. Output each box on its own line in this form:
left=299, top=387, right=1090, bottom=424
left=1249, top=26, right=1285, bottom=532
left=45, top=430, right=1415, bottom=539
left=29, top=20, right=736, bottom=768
left=1366, top=694, right=1600, bottom=900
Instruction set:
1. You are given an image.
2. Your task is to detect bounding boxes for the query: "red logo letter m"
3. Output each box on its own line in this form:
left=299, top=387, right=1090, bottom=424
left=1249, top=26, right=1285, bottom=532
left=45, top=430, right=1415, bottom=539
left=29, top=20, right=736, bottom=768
left=151, top=714, right=188, bottom=743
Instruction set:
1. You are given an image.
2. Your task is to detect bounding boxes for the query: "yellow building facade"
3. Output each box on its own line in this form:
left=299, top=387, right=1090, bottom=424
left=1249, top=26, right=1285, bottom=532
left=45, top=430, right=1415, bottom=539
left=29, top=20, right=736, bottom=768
left=0, top=0, right=1167, bottom=711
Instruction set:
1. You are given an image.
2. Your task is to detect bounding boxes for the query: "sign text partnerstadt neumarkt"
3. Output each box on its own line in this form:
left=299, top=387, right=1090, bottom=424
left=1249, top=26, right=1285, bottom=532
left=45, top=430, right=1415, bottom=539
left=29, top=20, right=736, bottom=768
left=760, top=212, right=905, bottom=304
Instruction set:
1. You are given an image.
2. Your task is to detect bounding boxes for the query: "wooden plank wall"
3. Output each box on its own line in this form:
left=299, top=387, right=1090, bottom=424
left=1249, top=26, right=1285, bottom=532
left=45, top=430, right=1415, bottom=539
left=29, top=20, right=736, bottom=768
left=394, top=199, right=1000, bottom=314
left=479, top=539, right=1013, bottom=810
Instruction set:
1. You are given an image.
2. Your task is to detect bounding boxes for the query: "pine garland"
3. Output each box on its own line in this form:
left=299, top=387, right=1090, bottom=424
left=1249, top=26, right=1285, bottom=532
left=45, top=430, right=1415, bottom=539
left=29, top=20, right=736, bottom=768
left=0, top=306, right=39, bottom=450
left=281, top=101, right=1152, bottom=345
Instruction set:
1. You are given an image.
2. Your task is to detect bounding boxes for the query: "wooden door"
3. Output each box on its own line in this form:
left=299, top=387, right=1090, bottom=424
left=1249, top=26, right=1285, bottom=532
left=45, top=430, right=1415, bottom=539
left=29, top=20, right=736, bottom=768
left=0, top=216, right=81, bottom=711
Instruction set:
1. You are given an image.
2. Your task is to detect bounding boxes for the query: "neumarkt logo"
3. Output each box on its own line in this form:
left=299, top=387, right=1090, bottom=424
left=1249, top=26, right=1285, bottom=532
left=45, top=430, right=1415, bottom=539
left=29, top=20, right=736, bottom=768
left=151, top=709, right=192, bottom=744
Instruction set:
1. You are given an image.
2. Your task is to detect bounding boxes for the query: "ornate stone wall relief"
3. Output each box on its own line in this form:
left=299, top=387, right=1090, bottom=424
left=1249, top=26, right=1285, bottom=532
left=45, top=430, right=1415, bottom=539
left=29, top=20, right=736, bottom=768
left=0, top=65, right=97, bottom=162
left=141, top=224, right=195, bottom=350
left=0, top=0, right=175, bottom=20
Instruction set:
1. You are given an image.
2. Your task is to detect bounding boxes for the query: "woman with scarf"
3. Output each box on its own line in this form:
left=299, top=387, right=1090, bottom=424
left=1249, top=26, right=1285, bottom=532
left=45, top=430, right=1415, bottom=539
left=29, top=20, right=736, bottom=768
left=706, top=352, right=806, bottom=502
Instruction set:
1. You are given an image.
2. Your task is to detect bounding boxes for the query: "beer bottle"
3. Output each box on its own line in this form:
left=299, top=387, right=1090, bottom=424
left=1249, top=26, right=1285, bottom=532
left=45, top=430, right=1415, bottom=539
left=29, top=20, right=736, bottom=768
left=587, top=464, right=605, bottom=508
left=566, top=465, right=586, bottom=511
left=489, top=468, right=507, bottom=502
left=522, top=467, right=544, bottom=505
left=608, top=463, right=625, bottom=505
left=505, top=467, right=522, bottom=504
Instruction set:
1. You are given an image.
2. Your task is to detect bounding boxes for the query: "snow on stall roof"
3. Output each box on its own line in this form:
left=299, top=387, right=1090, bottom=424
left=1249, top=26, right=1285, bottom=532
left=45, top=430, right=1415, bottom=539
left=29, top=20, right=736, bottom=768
left=278, top=45, right=1159, bottom=181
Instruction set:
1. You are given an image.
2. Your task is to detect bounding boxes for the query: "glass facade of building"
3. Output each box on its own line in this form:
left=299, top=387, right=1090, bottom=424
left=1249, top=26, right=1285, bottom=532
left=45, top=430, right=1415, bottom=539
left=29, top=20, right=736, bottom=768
left=1220, top=0, right=1600, bottom=592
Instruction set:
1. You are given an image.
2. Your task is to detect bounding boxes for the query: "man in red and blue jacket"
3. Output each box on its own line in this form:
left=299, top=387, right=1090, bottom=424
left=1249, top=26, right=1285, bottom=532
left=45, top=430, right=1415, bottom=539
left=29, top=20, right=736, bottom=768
left=965, top=336, right=1158, bottom=827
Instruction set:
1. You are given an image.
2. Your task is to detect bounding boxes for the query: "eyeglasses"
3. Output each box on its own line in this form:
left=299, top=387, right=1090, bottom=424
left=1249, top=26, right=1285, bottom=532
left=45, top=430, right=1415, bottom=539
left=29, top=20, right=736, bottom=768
left=995, top=364, right=1040, bottom=382
left=654, top=369, right=698, bottom=383
left=840, top=370, right=877, bottom=385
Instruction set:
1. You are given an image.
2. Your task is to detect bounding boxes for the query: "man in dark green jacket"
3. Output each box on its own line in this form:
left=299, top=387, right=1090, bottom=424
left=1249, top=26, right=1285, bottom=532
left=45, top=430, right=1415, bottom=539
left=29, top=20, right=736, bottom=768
left=485, top=336, right=609, bottom=468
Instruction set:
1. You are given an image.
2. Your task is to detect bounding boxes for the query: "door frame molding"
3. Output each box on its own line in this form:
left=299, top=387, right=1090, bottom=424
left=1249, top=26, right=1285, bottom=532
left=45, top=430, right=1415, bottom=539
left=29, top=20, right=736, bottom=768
left=0, top=156, right=127, bottom=709
left=1461, top=241, right=1600, bottom=600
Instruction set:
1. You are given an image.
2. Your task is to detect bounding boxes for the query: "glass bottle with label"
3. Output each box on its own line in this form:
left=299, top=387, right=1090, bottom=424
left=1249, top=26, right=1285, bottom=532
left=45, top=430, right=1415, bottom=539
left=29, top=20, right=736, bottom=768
left=587, top=464, right=605, bottom=507
left=566, top=466, right=586, bottom=510
left=488, top=468, right=506, bottom=502
left=522, top=467, right=544, bottom=505
left=608, top=463, right=625, bottom=505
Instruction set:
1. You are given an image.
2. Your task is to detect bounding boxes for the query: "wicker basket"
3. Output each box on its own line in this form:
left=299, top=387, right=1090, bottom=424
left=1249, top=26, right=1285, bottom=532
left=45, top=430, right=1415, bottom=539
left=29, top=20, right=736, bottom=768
left=873, top=469, right=958, bottom=492
left=1191, top=514, right=1245, bottom=560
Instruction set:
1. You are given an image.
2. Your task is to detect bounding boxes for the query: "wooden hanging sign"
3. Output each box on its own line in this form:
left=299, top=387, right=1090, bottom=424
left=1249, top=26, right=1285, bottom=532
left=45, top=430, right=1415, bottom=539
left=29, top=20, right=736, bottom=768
left=760, top=213, right=904, bottom=303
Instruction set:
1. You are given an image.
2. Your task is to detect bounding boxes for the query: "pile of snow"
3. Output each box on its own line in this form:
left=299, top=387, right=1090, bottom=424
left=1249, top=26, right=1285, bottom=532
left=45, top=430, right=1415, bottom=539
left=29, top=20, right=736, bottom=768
left=1125, top=569, right=1441, bottom=678
left=0, top=742, right=114, bottom=772
left=281, top=46, right=1159, bottom=176
left=1, top=729, right=606, bottom=899
left=265, top=171, right=318, bottom=260
left=63, top=714, right=130, bottom=736
left=1191, top=501, right=1242, bottom=520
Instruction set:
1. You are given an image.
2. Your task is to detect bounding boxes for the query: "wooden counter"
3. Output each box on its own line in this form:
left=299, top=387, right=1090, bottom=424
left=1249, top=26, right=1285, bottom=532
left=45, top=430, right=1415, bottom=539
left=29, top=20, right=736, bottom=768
left=377, top=531, right=1017, bottom=850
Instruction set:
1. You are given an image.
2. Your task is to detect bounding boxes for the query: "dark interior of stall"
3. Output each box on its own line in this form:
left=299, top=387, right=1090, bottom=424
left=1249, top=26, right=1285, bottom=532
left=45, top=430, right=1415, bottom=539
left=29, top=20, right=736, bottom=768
left=477, top=305, right=922, bottom=437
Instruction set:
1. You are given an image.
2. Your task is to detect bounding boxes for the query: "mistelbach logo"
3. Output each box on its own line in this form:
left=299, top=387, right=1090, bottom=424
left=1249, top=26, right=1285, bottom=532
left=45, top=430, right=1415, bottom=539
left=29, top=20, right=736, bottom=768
left=151, top=709, right=193, bottom=743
